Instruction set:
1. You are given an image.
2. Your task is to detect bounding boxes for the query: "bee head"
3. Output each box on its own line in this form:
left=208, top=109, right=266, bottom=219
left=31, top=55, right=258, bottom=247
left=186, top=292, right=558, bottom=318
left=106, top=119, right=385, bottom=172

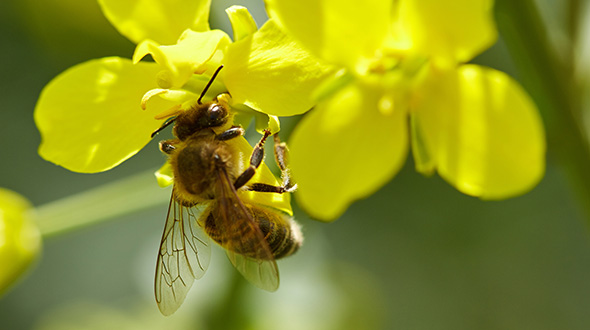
left=172, top=66, right=229, bottom=141
left=173, top=101, right=229, bottom=140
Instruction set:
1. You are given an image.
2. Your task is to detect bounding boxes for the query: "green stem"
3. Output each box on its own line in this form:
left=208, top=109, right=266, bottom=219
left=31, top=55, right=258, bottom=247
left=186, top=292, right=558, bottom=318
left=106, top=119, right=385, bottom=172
left=206, top=270, right=251, bottom=329
left=565, top=0, right=580, bottom=78
left=33, top=169, right=170, bottom=237
left=495, top=0, right=590, bottom=219
left=568, top=0, right=580, bottom=55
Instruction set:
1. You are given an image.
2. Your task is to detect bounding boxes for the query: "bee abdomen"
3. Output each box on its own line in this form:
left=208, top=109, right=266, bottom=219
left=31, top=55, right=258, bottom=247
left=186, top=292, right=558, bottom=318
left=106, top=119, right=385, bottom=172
left=204, top=204, right=303, bottom=260
left=255, top=212, right=302, bottom=259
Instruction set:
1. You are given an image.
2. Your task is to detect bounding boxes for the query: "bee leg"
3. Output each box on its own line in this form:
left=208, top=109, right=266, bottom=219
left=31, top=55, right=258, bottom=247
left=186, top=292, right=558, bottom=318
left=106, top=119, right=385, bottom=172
left=233, top=129, right=272, bottom=189
left=272, top=133, right=297, bottom=192
left=159, top=140, right=178, bottom=154
left=246, top=183, right=289, bottom=193
left=216, top=126, right=245, bottom=141
left=245, top=133, right=297, bottom=194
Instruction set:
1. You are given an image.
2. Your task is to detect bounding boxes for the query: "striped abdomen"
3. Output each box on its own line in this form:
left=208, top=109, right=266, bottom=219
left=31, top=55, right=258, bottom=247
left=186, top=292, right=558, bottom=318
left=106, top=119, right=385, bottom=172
left=204, top=202, right=302, bottom=260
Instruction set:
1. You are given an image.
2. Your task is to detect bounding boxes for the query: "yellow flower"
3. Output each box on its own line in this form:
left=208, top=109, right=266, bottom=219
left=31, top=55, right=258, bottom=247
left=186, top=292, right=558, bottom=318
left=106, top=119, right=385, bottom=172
left=0, top=188, right=41, bottom=295
left=34, top=1, right=332, bottom=214
left=266, top=0, right=545, bottom=220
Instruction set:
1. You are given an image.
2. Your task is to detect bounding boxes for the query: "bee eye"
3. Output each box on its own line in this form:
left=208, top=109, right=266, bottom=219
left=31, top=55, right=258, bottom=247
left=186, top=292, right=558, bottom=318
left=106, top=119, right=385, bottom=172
left=208, top=104, right=227, bottom=124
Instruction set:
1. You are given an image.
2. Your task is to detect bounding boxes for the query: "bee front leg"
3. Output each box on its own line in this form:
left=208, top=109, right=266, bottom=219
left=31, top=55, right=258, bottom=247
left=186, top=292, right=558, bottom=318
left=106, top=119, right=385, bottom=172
left=233, top=129, right=272, bottom=189
left=159, top=139, right=178, bottom=155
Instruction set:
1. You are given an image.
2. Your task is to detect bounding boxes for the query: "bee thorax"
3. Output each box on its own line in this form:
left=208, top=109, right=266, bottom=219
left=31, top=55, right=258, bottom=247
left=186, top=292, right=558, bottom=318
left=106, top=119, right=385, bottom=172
left=175, top=141, right=233, bottom=197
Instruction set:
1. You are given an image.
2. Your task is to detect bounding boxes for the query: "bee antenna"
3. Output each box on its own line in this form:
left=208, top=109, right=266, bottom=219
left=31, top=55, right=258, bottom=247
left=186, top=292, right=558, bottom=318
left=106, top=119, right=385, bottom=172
left=151, top=116, right=177, bottom=138
left=198, top=65, right=224, bottom=105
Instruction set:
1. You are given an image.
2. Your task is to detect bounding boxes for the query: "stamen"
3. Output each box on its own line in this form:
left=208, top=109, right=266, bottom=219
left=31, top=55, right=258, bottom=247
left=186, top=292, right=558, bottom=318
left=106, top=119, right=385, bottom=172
left=194, top=67, right=207, bottom=75
left=141, top=89, right=168, bottom=110
left=378, top=95, right=395, bottom=116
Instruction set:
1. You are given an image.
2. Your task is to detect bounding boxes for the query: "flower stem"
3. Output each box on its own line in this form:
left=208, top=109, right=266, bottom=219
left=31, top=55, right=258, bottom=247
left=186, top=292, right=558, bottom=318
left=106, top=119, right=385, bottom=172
left=33, top=169, right=170, bottom=238
left=495, top=0, right=590, bottom=218
left=567, top=0, right=580, bottom=56
left=206, top=271, right=251, bottom=329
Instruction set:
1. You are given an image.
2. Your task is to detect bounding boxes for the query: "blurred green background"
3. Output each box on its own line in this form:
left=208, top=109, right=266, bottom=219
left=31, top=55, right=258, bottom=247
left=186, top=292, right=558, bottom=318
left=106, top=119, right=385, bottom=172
left=1, top=0, right=590, bottom=329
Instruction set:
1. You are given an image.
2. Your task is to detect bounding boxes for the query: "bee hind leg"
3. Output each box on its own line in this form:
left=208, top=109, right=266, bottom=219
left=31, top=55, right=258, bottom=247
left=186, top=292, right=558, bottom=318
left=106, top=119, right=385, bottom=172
left=243, top=132, right=297, bottom=194
left=233, top=129, right=272, bottom=189
left=272, top=133, right=296, bottom=192
left=246, top=183, right=295, bottom=194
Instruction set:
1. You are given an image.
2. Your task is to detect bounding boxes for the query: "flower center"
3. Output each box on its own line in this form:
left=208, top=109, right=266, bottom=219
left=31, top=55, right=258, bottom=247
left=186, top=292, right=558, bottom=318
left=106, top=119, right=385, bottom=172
left=356, top=49, right=430, bottom=116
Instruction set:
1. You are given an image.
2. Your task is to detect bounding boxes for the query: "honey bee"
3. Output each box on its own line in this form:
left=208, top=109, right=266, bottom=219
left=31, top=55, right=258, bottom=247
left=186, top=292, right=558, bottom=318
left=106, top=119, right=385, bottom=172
left=152, top=66, right=302, bottom=316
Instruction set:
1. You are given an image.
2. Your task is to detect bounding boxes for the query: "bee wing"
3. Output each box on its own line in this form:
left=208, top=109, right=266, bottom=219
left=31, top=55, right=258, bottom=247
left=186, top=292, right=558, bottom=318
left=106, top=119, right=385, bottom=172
left=214, top=169, right=280, bottom=292
left=225, top=250, right=279, bottom=291
left=155, top=194, right=211, bottom=316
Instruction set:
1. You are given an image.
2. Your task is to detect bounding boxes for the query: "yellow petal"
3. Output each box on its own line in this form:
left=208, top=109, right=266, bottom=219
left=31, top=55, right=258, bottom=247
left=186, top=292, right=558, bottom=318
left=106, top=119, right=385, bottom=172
left=133, top=29, right=231, bottom=88
left=397, top=0, right=497, bottom=66
left=255, top=114, right=281, bottom=135
left=412, top=65, right=545, bottom=199
left=265, top=0, right=391, bottom=69
left=155, top=162, right=174, bottom=187
left=290, top=82, right=408, bottom=221
left=225, top=5, right=258, bottom=42
left=0, top=188, right=41, bottom=295
left=223, top=19, right=334, bottom=116
left=35, top=57, right=176, bottom=173
left=98, top=0, right=212, bottom=45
